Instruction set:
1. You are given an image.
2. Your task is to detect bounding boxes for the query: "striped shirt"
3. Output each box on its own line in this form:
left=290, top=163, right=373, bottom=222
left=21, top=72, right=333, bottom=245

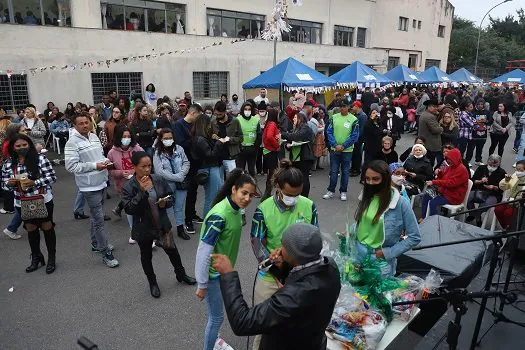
left=1, top=154, right=56, bottom=207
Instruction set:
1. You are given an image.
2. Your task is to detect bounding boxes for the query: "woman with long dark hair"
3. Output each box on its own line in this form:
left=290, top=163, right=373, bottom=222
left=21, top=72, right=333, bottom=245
left=153, top=128, right=191, bottom=240
left=122, top=151, right=196, bottom=298
left=1, top=134, right=57, bottom=273
left=195, top=169, right=258, bottom=350
left=107, top=125, right=144, bottom=243
left=131, top=104, right=156, bottom=157
left=64, top=102, right=75, bottom=120
left=354, top=160, right=420, bottom=276
left=261, top=109, right=281, bottom=200
left=191, top=114, right=225, bottom=217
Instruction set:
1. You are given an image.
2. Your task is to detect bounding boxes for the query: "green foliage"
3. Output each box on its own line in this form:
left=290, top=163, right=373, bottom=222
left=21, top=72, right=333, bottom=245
left=448, top=9, right=525, bottom=73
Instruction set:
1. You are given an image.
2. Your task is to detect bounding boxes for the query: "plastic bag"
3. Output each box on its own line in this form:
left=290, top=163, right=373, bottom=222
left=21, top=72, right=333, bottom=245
left=417, top=269, right=443, bottom=299
left=327, top=309, right=387, bottom=350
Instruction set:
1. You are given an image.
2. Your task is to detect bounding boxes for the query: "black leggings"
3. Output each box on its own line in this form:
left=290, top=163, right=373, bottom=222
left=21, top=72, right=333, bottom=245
left=489, top=133, right=509, bottom=157
left=293, top=160, right=314, bottom=197
left=236, top=146, right=257, bottom=177
left=137, top=233, right=186, bottom=283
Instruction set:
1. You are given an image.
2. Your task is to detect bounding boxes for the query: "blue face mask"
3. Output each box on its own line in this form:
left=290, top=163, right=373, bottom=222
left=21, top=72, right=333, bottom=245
left=487, top=166, right=497, bottom=173
left=121, top=138, right=131, bottom=147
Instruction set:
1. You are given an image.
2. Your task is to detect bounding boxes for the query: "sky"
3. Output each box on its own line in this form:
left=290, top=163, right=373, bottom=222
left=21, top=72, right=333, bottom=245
left=451, top=0, right=525, bottom=26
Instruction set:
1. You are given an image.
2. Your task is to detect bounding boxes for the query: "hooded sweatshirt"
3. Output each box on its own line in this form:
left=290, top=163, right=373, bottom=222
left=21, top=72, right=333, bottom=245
left=430, top=148, right=469, bottom=204
left=107, top=144, right=144, bottom=193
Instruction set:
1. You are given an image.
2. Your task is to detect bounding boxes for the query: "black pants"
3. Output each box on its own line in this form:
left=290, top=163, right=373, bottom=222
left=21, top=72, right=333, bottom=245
left=350, top=141, right=363, bottom=173
left=489, top=133, right=509, bottom=157
left=137, top=233, right=186, bottom=283
left=236, top=146, right=257, bottom=177
left=472, top=138, right=486, bottom=162
left=3, top=190, right=14, bottom=212
left=255, top=147, right=265, bottom=174
left=185, top=166, right=198, bottom=223
left=293, top=160, right=314, bottom=197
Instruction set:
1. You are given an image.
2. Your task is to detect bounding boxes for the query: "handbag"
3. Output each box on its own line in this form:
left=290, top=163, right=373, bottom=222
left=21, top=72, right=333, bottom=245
left=13, top=165, right=48, bottom=221
left=175, top=179, right=189, bottom=190
left=423, top=184, right=440, bottom=199
left=196, top=169, right=209, bottom=185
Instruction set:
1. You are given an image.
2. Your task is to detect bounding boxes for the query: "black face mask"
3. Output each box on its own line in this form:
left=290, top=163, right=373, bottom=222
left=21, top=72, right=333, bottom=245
left=15, top=147, right=29, bottom=157
left=363, top=183, right=383, bottom=196
left=232, top=97, right=238, bottom=102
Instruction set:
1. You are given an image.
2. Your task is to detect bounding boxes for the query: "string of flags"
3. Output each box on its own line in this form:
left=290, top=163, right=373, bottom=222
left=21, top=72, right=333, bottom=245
left=0, top=38, right=249, bottom=77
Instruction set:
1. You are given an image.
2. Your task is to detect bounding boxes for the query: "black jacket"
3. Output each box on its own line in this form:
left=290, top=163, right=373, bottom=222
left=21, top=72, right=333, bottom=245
left=363, top=119, right=384, bottom=157
left=191, top=135, right=223, bottom=169
left=403, top=155, right=433, bottom=191
left=156, top=116, right=177, bottom=133
left=132, top=119, right=156, bottom=148
left=122, top=174, right=173, bottom=241
left=281, top=123, right=315, bottom=162
left=471, top=165, right=506, bottom=201
left=220, top=257, right=341, bottom=350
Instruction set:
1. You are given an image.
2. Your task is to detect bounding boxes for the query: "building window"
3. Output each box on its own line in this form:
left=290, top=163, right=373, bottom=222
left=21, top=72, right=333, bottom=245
left=0, top=74, right=30, bottom=112
left=412, top=19, right=416, bottom=28
left=398, top=16, right=408, bottom=31
left=408, top=54, right=418, bottom=69
left=356, top=27, right=366, bottom=48
left=2, top=0, right=71, bottom=26
left=334, top=25, right=354, bottom=47
left=101, top=1, right=186, bottom=34
left=438, top=25, right=445, bottom=38
left=418, top=21, right=421, bottom=29
left=206, top=8, right=264, bottom=38
left=282, top=19, right=322, bottom=44
left=193, top=72, right=229, bottom=100
left=91, top=72, right=143, bottom=104
left=388, top=57, right=400, bottom=71
left=425, top=59, right=441, bottom=69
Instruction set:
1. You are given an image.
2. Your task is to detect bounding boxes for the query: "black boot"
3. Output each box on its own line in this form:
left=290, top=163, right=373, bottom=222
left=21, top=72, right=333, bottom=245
left=147, top=275, right=161, bottom=298
left=112, top=201, right=123, bottom=218
left=177, top=225, right=190, bottom=240
left=176, top=274, right=197, bottom=285
left=26, top=230, right=45, bottom=273
left=43, top=228, right=56, bottom=274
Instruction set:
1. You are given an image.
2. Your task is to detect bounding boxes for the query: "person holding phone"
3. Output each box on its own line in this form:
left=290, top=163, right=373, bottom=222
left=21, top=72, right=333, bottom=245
left=122, top=151, right=196, bottom=298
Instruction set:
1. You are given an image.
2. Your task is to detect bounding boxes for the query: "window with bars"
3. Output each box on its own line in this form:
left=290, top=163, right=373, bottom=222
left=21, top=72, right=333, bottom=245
left=206, top=8, right=264, bottom=38
left=193, top=72, right=229, bottom=100
left=398, top=16, right=408, bottom=31
left=438, top=25, right=445, bottom=38
left=425, top=59, right=441, bottom=69
left=282, top=19, right=322, bottom=44
left=334, top=25, right=354, bottom=47
left=91, top=72, right=143, bottom=104
left=388, top=57, right=400, bottom=71
left=356, top=27, right=366, bottom=48
left=1, top=0, right=71, bottom=26
left=0, top=75, right=30, bottom=112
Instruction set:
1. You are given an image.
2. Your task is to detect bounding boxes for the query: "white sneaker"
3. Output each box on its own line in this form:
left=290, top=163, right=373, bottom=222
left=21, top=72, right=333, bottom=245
left=513, top=162, right=517, bottom=168
left=152, top=240, right=157, bottom=249
left=4, top=228, right=21, bottom=240
left=340, top=192, right=347, bottom=201
left=323, top=191, right=335, bottom=200
left=0, top=209, right=13, bottom=214
left=128, top=237, right=136, bottom=244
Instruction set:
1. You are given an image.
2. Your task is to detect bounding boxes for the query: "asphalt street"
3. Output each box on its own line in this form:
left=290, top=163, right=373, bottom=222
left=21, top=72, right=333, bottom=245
left=0, top=130, right=519, bottom=350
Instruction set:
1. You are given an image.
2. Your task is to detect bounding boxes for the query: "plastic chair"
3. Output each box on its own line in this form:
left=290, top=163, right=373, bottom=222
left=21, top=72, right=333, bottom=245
left=441, top=179, right=473, bottom=221
left=481, top=207, right=498, bottom=232
left=52, top=134, right=61, bottom=154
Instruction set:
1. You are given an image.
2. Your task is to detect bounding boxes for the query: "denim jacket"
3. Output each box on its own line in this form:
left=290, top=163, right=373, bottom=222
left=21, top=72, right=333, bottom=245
left=152, top=145, right=190, bottom=189
left=356, top=189, right=421, bottom=272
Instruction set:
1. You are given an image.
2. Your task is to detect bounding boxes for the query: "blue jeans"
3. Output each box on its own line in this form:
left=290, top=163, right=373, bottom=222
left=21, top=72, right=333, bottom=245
left=73, top=190, right=85, bottom=214
left=83, top=189, right=109, bottom=251
left=204, top=278, right=224, bottom=350
left=167, top=187, right=187, bottom=227
left=517, top=131, right=525, bottom=162
left=200, top=167, right=224, bottom=217
left=7, top=208, right=22, bottom=233
left=421, top=194, right=449, bottom=218
left=222, top=159, right=237, bottom=173
left=328, top=151, right=352, bottom=193
left=514, top=127, right=522, bottom=150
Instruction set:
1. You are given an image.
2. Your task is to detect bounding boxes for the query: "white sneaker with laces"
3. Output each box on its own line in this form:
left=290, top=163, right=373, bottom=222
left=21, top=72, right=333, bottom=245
left=323, top=191, right=335, bottom=200
left=128, top=237, right=137, bottom=244
left=4, top=228, right=22, bottom=240
left=340, top=192, right=347, bottom=201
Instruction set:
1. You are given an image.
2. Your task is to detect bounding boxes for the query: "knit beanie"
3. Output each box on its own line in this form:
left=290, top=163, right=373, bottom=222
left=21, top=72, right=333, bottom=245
left=281, top=223, right=322, bottom=265
left=412, top=143, right=427, bottom=156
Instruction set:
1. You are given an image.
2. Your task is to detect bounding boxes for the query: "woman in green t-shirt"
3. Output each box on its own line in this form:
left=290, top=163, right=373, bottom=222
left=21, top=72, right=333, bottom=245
left=354, top=160, right=421, bottom=276
left=194, top=169, right=258, bottom=350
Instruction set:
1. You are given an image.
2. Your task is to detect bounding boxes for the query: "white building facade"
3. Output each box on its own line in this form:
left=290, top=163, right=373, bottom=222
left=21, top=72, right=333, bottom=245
left=0, top=0, right=454, bottom=111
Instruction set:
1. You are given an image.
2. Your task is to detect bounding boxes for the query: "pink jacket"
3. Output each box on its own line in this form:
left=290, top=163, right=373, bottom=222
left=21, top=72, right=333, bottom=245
left=107, top=144, right=144, bottom=193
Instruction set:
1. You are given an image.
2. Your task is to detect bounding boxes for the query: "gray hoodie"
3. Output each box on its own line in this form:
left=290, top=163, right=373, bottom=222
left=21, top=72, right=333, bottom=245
left=65, top=129, right=109, bottom=192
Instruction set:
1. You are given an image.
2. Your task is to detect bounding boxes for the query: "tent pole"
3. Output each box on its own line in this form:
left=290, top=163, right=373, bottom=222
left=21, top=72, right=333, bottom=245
left=273, top=39, right=277, bottom=67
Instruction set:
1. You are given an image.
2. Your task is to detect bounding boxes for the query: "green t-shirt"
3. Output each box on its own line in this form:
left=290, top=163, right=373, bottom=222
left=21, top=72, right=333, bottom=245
left=356, top=195, right=385, bottom=249
left=331, top=112, right=357, bottom=152
left=200, top=197, right=242, bottom=279
left=255, top=195, right=316, bottom=281
left=237, top=115, right=260, bottom=146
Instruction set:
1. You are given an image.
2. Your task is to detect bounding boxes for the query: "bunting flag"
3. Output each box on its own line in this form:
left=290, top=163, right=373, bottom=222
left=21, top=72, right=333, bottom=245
left=0, top=38, right=248, bottom=76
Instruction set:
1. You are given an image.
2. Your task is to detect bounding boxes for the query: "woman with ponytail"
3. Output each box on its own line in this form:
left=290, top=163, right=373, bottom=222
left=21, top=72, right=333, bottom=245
left=249, top=158, right=319, bottom=350
left=195, top=169, right=258, bottom=350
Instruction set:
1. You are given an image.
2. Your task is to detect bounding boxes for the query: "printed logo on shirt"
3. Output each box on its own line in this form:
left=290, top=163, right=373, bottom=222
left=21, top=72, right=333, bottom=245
left=343, top=122, right=351, bottom=129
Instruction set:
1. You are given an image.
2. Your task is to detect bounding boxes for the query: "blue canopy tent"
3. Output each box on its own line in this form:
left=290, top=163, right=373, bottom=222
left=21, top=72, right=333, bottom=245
left=419, top=66, right=453, bottom=83
left=491, top=69, right=525, bottom=84
left=449, top=68, right=483, bottom=84
left=384, top=64, right=421, bottom=84
left=329, top=61, right=392, bottom=86
left=242, top=57, right=336, bottom=91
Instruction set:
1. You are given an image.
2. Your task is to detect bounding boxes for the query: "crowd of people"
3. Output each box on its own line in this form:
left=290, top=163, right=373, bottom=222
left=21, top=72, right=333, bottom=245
left=1, top=82, right=525, bottom=349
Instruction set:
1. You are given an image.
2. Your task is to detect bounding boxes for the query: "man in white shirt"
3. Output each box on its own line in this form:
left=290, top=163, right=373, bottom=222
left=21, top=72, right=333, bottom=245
left=254, top=88, right=270, bottom=105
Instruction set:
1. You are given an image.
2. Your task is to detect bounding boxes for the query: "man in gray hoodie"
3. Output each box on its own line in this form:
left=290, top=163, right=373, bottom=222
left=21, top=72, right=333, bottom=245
left=65, top=113, right=119, bottom=268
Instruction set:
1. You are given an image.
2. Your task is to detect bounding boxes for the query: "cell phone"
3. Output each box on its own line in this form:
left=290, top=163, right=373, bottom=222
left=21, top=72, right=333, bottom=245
left=156, top=195, right=171, bottom=204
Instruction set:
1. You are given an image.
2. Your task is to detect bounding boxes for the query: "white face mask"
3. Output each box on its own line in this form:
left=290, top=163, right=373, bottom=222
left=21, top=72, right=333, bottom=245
left=121, top=138, right=131, bottom=147
left=205, top=112, right=213, bottom=117
left=487, top=166, right=497, bottom=173
left=281, top=193, right=298, bottom=207
left=414, top=153, right=424, bottom=159
left=387, top=112, right=393, bottom=118
left=516, top=171, right=525, bottom=178
left=243, top=110, right=252, bottom=117
left=391, top=175, right=405, bottom=186
left=162, top=139, right=174, bottom=147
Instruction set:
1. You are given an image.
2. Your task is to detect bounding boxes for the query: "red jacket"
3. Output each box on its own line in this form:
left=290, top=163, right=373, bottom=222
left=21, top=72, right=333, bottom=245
left=431, top=148, right=469, bottom=205
left=263, top=121, right=280, bottom=151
